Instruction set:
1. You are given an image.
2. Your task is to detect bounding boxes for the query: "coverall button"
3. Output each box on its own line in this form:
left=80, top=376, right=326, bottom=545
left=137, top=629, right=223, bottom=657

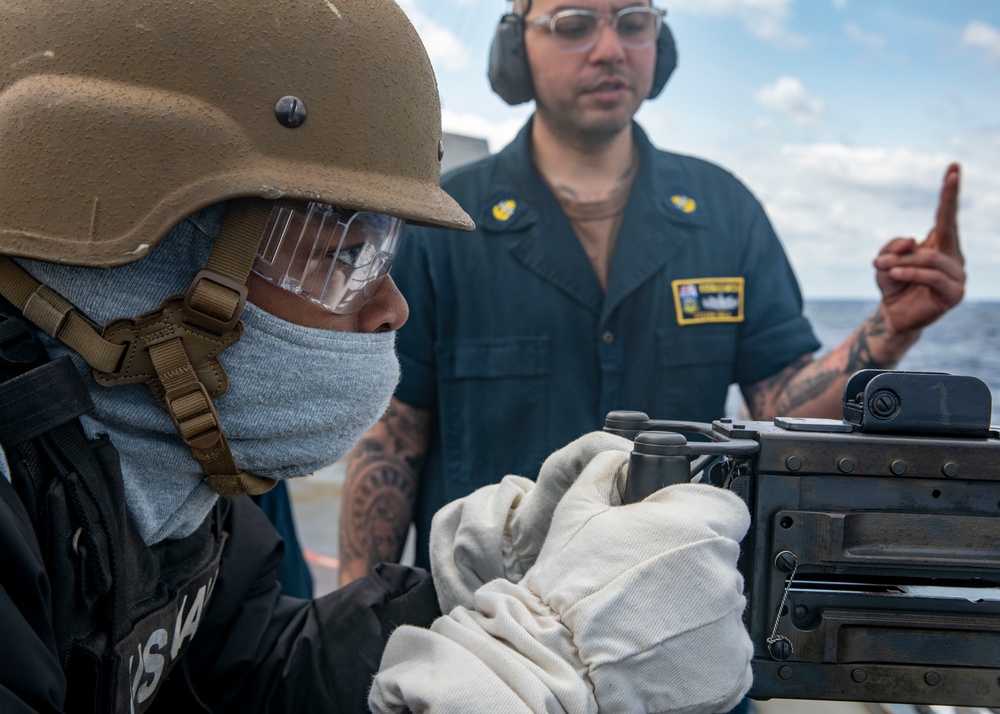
left=602, top=331, right=614, bottom=344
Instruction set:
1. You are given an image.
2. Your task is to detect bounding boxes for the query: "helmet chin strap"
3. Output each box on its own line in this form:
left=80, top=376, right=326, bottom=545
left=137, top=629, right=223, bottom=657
left=0, top=198, right=278, bottom=497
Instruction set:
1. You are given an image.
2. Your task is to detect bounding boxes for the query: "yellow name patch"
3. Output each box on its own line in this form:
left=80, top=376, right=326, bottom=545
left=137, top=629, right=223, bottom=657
left=672, top=277, right=745, bottom=325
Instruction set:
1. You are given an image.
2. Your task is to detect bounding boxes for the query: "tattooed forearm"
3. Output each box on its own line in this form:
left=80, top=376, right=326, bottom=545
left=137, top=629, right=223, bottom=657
left=338, top=398, right=431, bottom=586
left=845, top=310, right=896, bottom=372
left=746, top=310, right=917, bottom=420
left=762, top=362, right=842, bottom=418
left=745, top=354, right=812, bottom=419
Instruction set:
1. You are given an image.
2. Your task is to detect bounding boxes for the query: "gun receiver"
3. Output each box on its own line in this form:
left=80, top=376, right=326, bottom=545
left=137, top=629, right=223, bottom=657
left=606, top=370, right=999, bottom=707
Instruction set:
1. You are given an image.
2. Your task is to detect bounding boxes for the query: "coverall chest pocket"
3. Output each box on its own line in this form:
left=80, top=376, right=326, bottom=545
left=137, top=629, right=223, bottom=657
left=436, top=336, right=551, bottom=496
left=656, top=326, right=737, bottom=422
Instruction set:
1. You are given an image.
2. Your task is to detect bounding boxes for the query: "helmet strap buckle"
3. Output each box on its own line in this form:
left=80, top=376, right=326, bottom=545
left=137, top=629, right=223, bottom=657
left=94, top=297, right=241, bottom=399
left=182, top=270, right=248, bottom=334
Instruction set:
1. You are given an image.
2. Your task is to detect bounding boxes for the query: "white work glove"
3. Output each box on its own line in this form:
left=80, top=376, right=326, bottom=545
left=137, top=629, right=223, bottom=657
left=370, top=440, right=754, bottom=714
left=430, top=431, right=632, bottom=612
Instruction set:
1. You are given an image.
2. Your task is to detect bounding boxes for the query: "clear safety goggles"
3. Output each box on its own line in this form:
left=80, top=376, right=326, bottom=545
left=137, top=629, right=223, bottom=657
left=252, top=200, right=405, bottom=314
left=527, top=6, right=666, bottom=53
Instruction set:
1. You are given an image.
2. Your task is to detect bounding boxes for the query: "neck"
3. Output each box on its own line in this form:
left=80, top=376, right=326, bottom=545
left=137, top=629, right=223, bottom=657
left=531, top=114, right=636, bottom=202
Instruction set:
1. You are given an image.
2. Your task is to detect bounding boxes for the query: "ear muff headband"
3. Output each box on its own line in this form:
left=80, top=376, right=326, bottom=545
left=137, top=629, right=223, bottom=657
left=487, top=8, right=678, bottom=106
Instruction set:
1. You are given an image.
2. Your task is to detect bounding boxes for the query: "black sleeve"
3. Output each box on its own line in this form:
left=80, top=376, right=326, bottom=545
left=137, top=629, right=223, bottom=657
left=0, top=476, right=67, bottom=714
left=154, top=496, right=441, bottom=714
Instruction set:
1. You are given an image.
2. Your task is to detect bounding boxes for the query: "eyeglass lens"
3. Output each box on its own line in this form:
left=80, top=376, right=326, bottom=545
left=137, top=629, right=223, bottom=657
left=550, top=7, right=661, bottom=51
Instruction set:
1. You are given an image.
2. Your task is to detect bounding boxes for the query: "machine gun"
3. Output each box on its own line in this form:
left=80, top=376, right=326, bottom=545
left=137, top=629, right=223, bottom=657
left=604, top=370, right=1000, bottom=707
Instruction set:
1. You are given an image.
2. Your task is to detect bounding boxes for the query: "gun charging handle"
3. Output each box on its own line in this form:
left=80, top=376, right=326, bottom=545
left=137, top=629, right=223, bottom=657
left=623, top=431, right=692, bottom=504
left=605, top=410, right=760, bottom=505
left=605, top=411, right=688, bottom=503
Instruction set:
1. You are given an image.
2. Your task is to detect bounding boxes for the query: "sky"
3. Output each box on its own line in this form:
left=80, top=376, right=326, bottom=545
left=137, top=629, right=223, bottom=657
left=397, top=0, right=1000, bottom=300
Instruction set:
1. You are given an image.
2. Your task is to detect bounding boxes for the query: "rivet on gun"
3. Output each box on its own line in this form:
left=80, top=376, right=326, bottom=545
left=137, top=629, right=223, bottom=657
left=786, top=455, right=802, bottom=471
left=942, top=462, right=960, bottom=478
left=924, top=672, right=941, bottom=686
left=838, top=458, right=854, bottom=473
left=774, top=551, right=797, bottom=572
left=890, top=460, right=907, bottom=475
left=778, top=665, right=794, bottom=680
left=851, top=669, right=868, bottom=683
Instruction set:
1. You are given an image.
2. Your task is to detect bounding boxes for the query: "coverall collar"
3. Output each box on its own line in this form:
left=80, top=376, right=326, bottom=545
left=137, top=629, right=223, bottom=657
left=489, top=117, right=696, bottom=324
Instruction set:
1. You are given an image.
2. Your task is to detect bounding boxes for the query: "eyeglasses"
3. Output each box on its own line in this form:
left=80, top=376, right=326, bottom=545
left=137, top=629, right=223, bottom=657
left=526, top=6, right=666, bottom=52
left=252, top=200, right=405, bottom=314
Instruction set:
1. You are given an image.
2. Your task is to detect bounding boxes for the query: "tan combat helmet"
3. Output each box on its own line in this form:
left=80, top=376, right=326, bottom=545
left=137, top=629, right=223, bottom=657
left=0, top=0, right=473, bottom=496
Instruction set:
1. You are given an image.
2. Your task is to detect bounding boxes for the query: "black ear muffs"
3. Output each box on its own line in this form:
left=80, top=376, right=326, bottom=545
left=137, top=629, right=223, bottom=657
left=649, top=21, right=677, bottom=99
left=488, top=13, right=535, bottom=106
left=488, top=11, right=679, bottom=106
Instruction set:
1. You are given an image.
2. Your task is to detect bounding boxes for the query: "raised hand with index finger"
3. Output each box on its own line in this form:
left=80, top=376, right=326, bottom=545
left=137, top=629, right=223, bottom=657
left=873, top=162, right=966, bottom=335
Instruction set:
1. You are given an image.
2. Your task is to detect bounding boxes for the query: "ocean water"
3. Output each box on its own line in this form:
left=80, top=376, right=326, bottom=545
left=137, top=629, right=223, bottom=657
left=803, top=300, right=1000, bottom=427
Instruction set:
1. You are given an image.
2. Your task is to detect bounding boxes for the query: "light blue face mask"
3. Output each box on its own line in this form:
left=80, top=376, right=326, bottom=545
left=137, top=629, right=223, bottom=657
left=219, top=304, right=399, bottom=479
left=18, top=203, right=400, bottom=544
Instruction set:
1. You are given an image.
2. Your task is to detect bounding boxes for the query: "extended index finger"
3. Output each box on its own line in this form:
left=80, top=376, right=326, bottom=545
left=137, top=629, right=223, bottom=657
left=930, top=163, right=961, bottom=257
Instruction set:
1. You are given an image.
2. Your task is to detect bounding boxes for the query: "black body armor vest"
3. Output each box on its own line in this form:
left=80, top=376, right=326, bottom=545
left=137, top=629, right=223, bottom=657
left=0, top=299, right=224, bottom=714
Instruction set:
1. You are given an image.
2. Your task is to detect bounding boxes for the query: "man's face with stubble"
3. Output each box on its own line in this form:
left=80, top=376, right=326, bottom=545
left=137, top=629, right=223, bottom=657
left=521, top=0, right=658, bottom=144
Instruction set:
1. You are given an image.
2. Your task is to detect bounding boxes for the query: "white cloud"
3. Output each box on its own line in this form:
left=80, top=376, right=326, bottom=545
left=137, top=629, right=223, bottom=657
left=962, top=21, right=1000, bottom=61
left=947, top=133, right=966, bottom=152
left=751, top=115, right=782, bottom=137
left=397, top=1, right=472, bottom=73
left=775, top=144, right=950, bottom=189
left=671, top=0, right=791, bottom=16
left=645, top=117, right=1000, bottom=298
left=729, top=143, right=1000, bottom=300
left=842, top=21, right=906, bottom=62
left=441, top=110, right=527, bottom=153
left=831, top=0, right=848, bottom=9
left=843, top=22, right=886, bottom=52
left=754, top=76, right=824, bottom=125
left=667, top=0, right=808, bottom=48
